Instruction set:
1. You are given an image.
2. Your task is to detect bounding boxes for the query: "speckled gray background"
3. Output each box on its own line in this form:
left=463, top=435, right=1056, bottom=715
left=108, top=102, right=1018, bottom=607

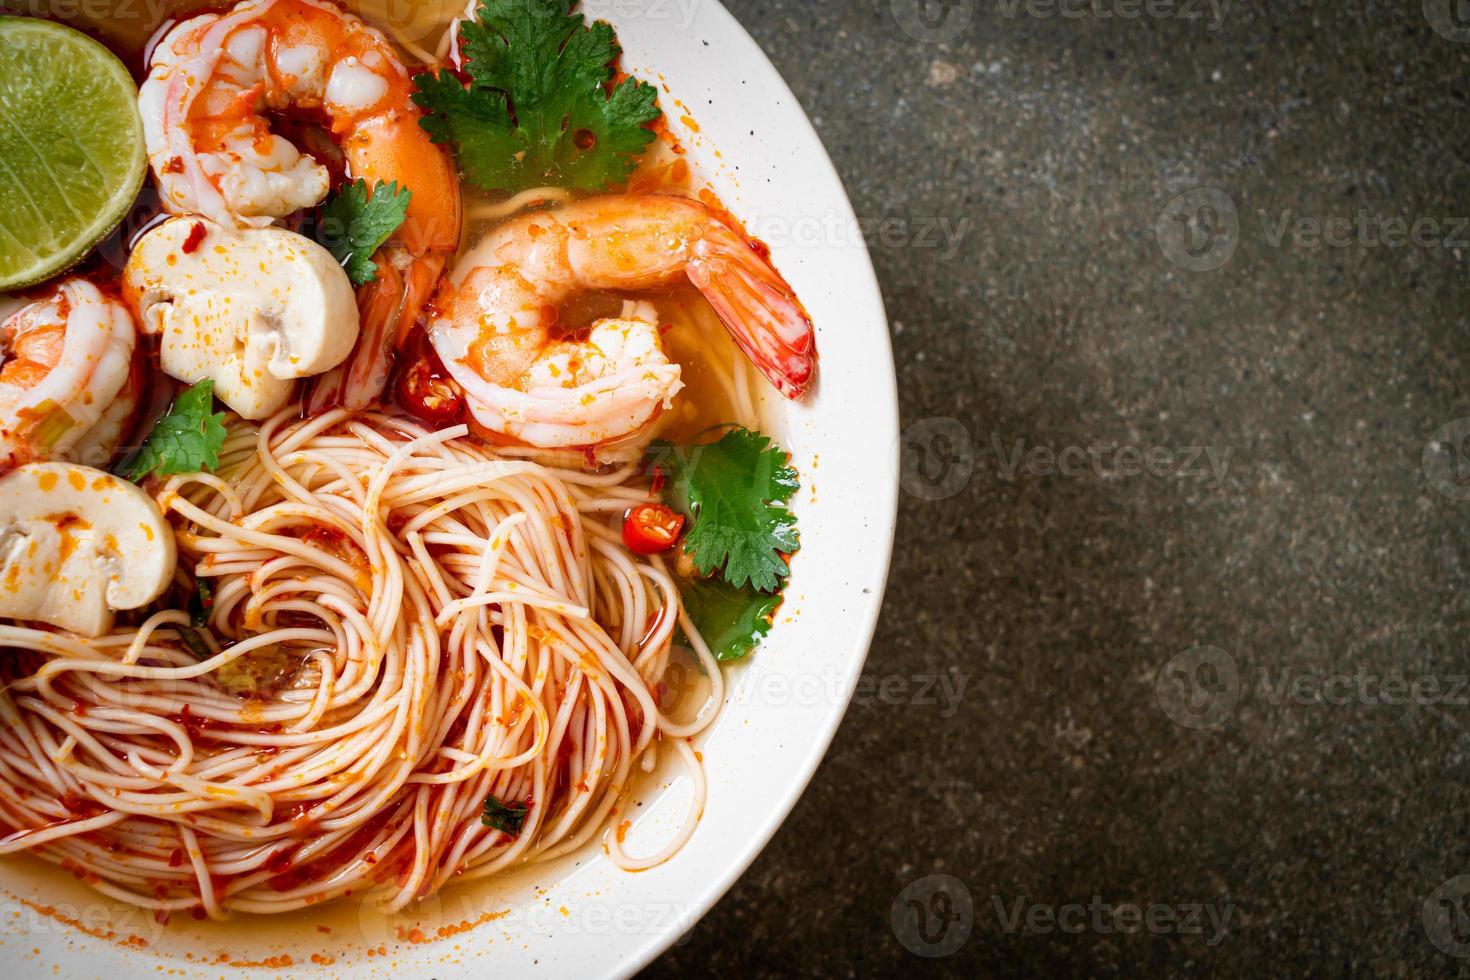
left=646, top=0, right=1470, bottom=976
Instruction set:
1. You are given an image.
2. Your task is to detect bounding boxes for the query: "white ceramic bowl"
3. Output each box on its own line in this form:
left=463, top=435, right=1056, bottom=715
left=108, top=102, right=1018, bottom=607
left=0, top=2, right=897, bottom=976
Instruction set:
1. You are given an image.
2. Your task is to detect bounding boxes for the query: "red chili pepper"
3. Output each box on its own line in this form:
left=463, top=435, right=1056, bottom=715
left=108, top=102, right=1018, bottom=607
left=180, top=221, right=206, bottom=254
left=622, top=504, right=685, bottom=555
left=395, top=329, right=464, bottom=426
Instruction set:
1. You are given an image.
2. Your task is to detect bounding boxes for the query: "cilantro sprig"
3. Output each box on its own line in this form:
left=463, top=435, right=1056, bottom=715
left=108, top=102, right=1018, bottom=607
left=315, top=179, right=412, bottom=286
left=119, top=380, right=228, bottom=481
left=651, top=428, right=800, bottom=594
left=413, top=0, right=661, bottom=194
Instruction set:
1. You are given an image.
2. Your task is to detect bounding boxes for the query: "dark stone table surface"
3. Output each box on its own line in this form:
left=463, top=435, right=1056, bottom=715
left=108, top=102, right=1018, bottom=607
left=647, top=1, right=1470, bottom=976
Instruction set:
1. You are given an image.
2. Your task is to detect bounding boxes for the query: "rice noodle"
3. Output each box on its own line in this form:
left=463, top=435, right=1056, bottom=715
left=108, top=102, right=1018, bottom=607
left=0, top=408, right=722, bottom=916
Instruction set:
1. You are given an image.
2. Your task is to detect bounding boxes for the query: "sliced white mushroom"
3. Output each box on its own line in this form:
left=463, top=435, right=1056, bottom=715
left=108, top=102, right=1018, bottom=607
left=123, top=216, right=359, bottom=419
left=0, top=463, right=176, bottom=637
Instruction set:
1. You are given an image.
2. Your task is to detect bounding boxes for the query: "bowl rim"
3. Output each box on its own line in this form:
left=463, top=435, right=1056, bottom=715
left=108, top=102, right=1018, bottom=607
left=611, top=2, right=898, bottom=975
left=0, top=2, right=898, bottom=975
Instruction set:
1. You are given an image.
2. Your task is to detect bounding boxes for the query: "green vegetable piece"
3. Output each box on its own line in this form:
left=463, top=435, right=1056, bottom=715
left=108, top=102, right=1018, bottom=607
left=170, top=625, right=211, bottom=661
left=315, top=178, right=412, bottom=286
left=413, top=0, right=661, bottom=194
left=190, top=578, right=215, bottom=629
left=482, top=794, right=530, bottom=835
left=651, top=428, right=800, bottom=593
left=679, top=577, right=781, bottom=663
left=119, top=380, right=228, bottom=481
left=215, top=643, right=297, bottom=698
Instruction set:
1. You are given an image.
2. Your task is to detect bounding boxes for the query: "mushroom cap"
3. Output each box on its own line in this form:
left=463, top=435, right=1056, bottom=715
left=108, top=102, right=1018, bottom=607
left=0, top=463, right=176, bottom=637
left=123, top=217, right=359, bottom=419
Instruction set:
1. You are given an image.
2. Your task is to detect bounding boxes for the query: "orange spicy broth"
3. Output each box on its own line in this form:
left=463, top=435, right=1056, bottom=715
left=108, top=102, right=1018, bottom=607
left=1, top=0, right=769, bottom=959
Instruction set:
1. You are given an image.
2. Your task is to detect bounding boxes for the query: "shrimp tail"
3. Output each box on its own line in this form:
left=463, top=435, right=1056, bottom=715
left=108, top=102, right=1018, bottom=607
left=688, top=227, right=816, bottom=399
left=395, top=251, right=448, bottom=351
left=306, top=256, right=399, bottom=413
left=305, top=249, right=447, bottom=413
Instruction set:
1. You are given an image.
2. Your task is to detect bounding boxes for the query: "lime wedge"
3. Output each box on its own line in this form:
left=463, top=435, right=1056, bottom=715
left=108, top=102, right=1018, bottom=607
left=0, top=17, right=146, bottom=292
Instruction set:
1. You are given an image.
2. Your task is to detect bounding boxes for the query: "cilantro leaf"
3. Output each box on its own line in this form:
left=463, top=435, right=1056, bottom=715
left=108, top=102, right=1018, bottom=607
left=413, top=71, right=521, bottom=190
left=651, top=428, right=800, bottom=593
left=413, top=0, right=661, bottom=194
left=315, top=179, right=412, bottom=286
left=678, top=577, right=781, bottom=663
left=482, top=794, right=530, bottom=835
left=119, top=380, right=228, bottom=481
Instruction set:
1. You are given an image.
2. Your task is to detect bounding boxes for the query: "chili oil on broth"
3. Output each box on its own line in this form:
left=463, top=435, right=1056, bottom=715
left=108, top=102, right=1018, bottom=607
left=0, top=731, right=710, bottom=967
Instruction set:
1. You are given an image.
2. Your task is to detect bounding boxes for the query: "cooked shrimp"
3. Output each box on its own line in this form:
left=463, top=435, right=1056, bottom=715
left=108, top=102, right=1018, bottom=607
left=428, top=194, right=817, bottom=448
left=138, top=0, right=461, bottom=409
left=448, top=296, right=683, bottom=448
left=0, top=280, right=140, bottom=471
